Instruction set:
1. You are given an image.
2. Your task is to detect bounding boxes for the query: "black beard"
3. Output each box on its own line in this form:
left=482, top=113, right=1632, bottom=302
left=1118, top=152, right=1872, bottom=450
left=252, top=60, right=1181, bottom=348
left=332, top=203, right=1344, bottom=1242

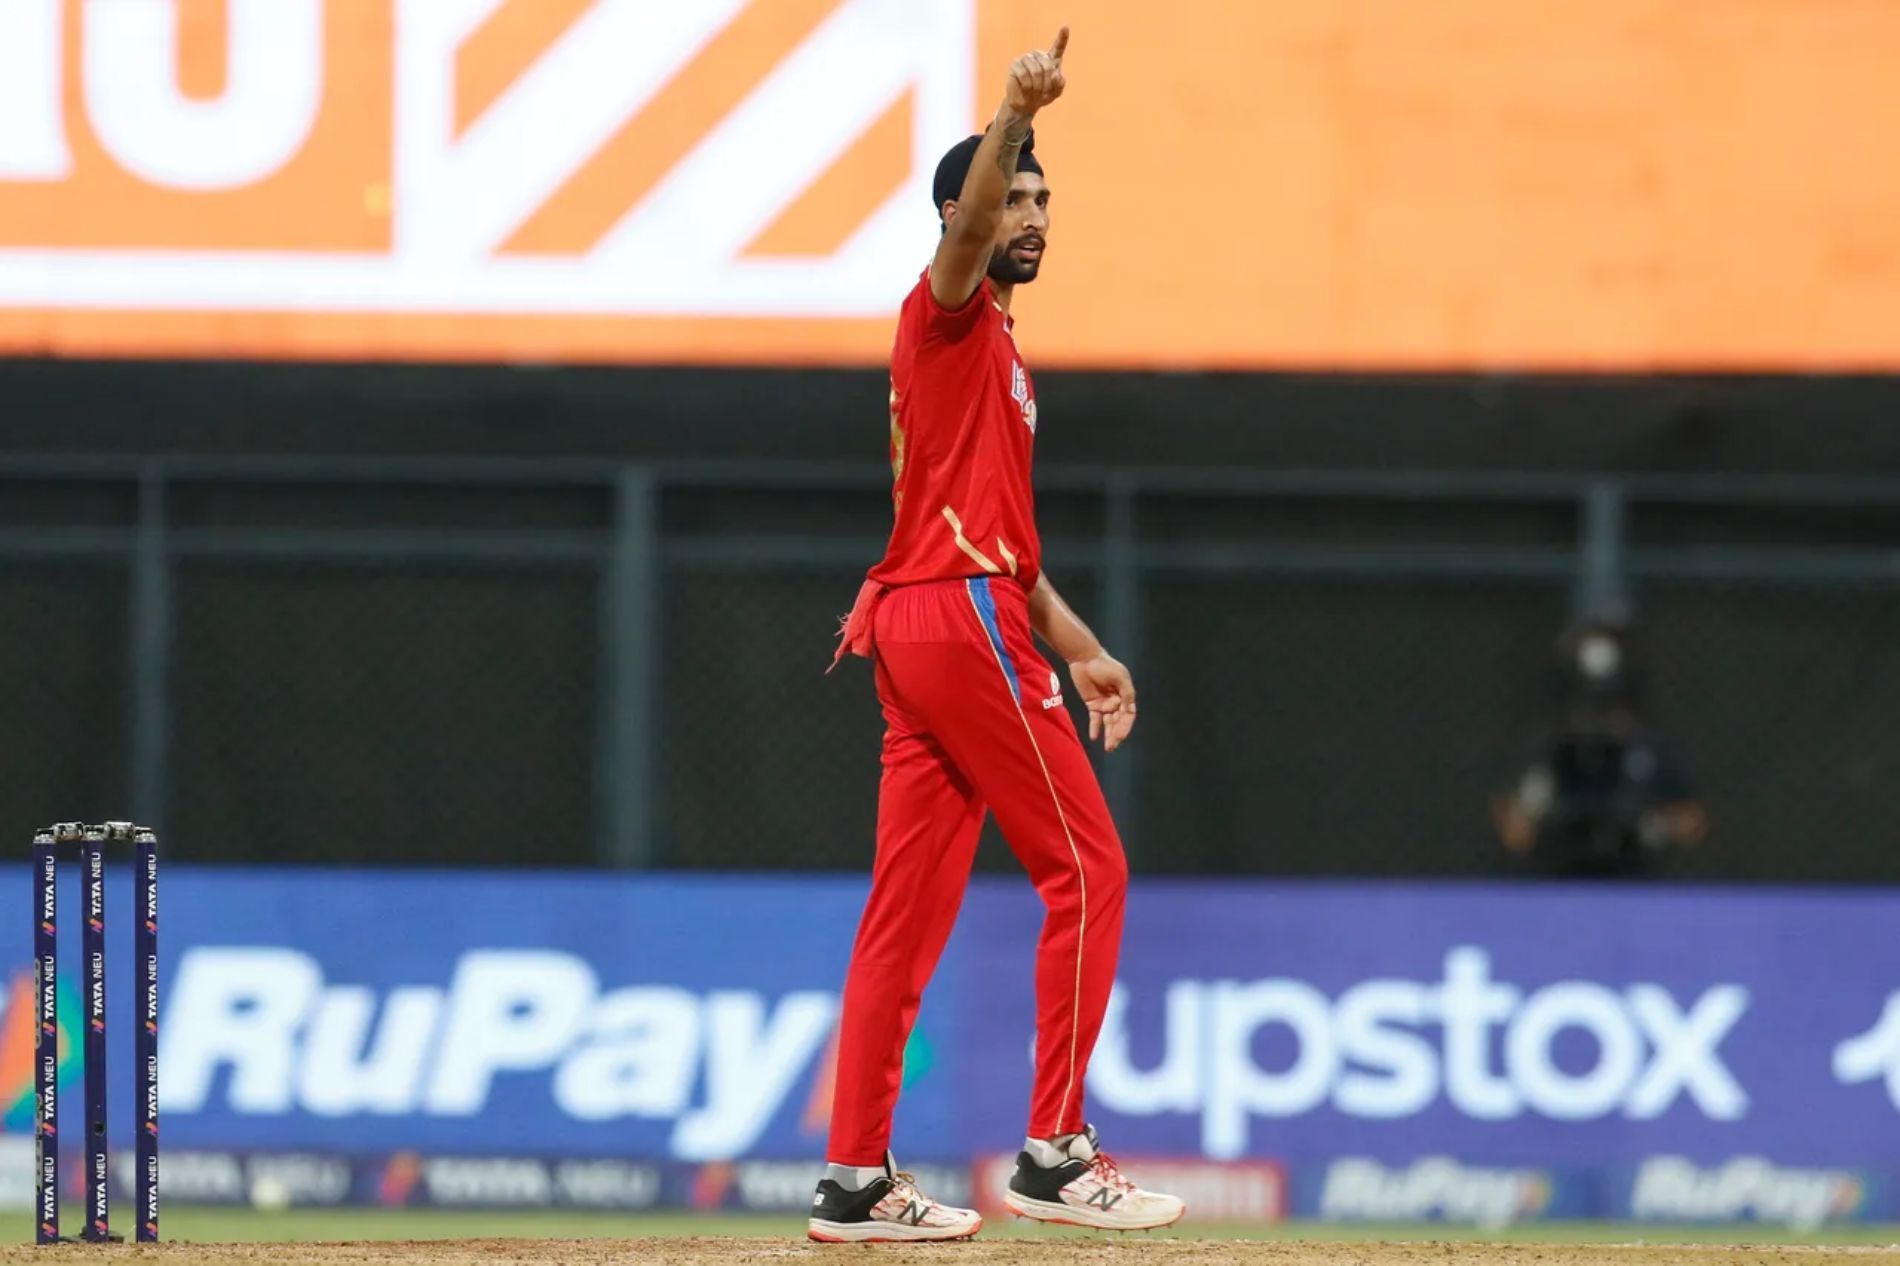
left=987, top=241, right=1041, bottom=286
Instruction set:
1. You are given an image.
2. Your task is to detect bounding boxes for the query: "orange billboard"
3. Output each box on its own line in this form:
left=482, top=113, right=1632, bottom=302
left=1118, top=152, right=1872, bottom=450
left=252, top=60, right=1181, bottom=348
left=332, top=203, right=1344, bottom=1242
left=1, top=0, right=1897, bottom=370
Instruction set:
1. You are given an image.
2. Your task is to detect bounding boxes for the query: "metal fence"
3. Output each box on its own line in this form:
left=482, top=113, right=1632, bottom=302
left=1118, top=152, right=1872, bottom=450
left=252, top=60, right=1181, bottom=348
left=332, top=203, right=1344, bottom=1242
left=5, top=454, right=1898, bottom=880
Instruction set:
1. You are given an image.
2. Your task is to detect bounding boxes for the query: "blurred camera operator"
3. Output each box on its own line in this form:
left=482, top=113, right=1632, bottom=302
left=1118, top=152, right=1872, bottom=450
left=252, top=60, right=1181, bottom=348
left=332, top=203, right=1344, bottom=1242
left=1493, top=618, right=1706, bottom=878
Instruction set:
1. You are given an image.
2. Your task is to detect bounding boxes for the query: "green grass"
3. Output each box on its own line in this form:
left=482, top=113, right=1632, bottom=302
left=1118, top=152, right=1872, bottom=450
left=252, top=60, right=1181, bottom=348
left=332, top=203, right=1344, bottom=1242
left=9, top=1209, right=1900, bottom=1246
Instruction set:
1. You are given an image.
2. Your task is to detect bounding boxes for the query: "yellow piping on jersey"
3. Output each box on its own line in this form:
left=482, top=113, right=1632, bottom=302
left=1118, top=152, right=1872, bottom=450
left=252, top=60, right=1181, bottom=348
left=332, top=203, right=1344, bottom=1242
left=941, top=506, right=1002, bottom=575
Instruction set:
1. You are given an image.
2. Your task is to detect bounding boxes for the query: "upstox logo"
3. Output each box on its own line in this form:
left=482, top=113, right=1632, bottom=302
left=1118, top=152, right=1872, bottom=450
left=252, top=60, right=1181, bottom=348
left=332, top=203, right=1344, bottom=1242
left=0, top=0, right=972, bottom=319
left=1090, top=948, right=1749, bottom=1157
left=158, top=948, right=837, bottom=1160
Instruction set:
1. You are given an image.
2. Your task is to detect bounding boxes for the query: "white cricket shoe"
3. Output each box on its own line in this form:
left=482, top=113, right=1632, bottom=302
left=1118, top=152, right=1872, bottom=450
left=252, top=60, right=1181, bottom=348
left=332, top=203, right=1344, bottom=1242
left=1003, top=1125, right=1186, bottom=1232
left=808, top=1154, right=982, bottom=1243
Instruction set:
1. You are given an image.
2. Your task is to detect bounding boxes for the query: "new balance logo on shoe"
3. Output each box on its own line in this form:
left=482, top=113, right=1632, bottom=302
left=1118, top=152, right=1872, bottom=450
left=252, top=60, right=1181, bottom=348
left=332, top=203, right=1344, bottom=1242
left=1003, top=1126, right=1187, bottom=1232
left=808, top=1168, right=982, bottom=1244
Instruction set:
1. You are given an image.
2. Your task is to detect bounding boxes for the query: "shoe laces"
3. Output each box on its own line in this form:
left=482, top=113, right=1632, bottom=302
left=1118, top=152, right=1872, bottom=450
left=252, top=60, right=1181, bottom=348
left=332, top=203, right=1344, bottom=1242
left=889, top=1171, right=932, bottom=1205
left=1087, top=1152, right=1138, bottom=1194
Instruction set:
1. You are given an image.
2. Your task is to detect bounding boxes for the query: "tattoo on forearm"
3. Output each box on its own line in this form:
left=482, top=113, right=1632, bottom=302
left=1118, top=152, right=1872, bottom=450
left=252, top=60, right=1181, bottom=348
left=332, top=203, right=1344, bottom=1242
left=995, top=116, right=1030, bottom=175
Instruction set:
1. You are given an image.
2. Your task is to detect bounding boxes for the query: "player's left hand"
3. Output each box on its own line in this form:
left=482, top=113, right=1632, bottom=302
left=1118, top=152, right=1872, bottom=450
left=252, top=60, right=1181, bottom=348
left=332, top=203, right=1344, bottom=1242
left=1069, top=652, right=1136, bottom=752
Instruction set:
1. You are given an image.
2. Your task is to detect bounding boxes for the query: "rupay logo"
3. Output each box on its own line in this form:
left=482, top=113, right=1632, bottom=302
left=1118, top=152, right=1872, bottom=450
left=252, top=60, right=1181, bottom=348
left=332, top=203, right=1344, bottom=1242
left=157, top=948, right=837, bottom=1160
left=1319, top=1157, right=1550, bottom=1228
left=1090, top=947, right=1749, bottom=1157
left=1628, top=1157, right=1865, bottom=1231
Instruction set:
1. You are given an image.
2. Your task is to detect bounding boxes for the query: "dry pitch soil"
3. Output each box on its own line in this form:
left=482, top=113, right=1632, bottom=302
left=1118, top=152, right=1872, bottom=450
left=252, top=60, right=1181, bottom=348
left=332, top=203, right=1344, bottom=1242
left=2, top=1242, right=1897, bottom=1265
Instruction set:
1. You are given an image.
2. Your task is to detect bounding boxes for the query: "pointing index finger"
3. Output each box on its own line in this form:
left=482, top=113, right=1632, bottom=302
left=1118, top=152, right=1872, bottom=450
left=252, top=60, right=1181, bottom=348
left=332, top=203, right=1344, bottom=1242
left=1049, top=26, right=1069, bottom=65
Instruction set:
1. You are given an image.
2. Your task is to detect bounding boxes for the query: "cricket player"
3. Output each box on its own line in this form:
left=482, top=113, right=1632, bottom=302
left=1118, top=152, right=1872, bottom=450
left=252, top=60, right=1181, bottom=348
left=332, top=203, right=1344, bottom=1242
left=809, top=27, right=1184, bottom=1244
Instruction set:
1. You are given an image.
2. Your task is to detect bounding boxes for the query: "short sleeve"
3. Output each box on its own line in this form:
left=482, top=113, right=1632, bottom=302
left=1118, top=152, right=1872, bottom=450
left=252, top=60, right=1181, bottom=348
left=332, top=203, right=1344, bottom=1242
left=920, top=270, right=990, bottom=342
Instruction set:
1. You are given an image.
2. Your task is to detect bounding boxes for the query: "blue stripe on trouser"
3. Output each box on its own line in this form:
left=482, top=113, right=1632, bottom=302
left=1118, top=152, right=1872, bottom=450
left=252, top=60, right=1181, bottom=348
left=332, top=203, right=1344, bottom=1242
left=966, top=577, right=1021, bottom=703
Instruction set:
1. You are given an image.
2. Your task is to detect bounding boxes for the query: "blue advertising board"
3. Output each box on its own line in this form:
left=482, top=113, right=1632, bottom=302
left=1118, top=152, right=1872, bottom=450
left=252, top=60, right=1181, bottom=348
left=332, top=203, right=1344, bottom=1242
left=5, top=871, right=894, bottom=1159
left=5, top=870, right=1898, bottom=1220
left=955, top=882, right=1900, bottom=1168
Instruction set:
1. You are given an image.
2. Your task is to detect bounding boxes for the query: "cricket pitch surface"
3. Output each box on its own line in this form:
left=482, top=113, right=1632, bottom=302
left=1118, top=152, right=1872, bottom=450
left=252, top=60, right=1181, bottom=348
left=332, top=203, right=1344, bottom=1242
left=3, top=1242, right=1897, bottom=1264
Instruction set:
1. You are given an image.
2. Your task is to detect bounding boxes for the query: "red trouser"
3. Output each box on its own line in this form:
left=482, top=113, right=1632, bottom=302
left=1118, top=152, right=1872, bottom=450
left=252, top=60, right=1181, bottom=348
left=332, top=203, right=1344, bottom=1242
left=827, top=576, right=1129, bottom=1164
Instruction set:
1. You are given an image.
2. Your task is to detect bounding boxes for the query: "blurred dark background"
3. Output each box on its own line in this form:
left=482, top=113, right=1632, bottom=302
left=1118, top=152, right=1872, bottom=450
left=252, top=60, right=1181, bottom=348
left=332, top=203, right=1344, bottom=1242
left=7, top=360, right=1898, bottom=881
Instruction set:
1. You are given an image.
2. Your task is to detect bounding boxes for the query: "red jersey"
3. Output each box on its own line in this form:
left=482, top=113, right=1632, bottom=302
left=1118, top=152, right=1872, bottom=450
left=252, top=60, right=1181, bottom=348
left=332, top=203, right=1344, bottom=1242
left=868, top=268, right=1041, bottom=591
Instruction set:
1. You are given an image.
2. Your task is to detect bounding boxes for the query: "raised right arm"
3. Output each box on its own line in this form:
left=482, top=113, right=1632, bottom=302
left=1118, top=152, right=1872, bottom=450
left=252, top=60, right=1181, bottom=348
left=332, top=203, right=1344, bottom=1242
left=930, top=27, right=1068, bottom=309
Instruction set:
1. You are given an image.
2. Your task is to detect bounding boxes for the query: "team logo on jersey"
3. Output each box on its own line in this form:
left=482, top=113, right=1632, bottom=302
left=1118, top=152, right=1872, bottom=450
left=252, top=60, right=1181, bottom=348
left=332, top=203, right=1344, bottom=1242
left=1010, top=362, right=1037, bottom=434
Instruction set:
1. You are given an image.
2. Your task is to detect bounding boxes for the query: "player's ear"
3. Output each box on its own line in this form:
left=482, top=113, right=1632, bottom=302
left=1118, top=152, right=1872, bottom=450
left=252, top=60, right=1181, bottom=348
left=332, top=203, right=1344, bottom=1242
left=940, top=200, right=957, bottom=234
